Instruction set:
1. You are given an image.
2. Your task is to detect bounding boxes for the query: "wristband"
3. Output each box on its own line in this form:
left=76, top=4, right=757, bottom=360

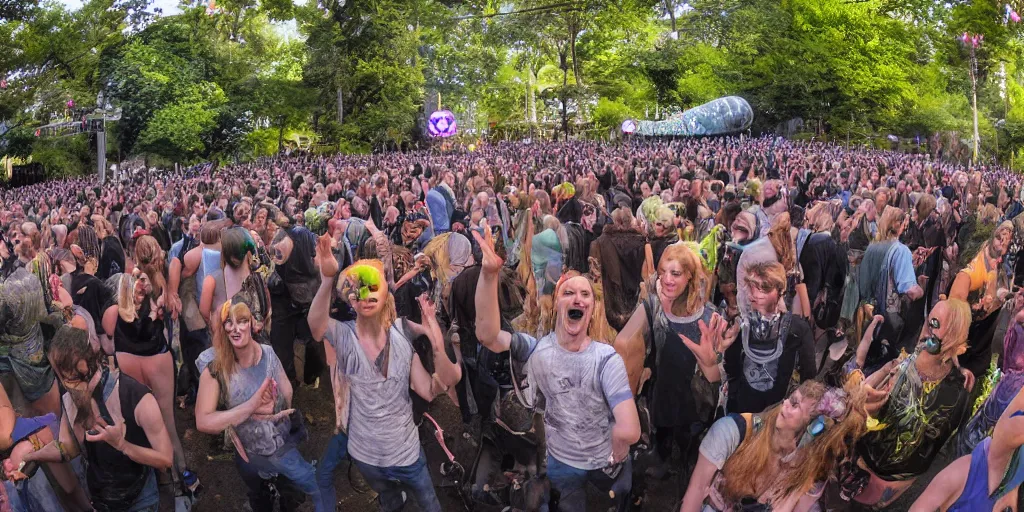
left=56, top=440, right=68, bottom=462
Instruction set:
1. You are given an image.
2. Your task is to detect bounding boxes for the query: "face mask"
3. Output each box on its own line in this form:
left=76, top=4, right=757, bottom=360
left=922, top=336, right=942, bottom=355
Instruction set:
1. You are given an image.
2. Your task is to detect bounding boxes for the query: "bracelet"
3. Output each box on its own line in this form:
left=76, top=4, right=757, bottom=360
left=56, top=440, right=68, bottom=462
left=28, top=433, right=44, bottom=452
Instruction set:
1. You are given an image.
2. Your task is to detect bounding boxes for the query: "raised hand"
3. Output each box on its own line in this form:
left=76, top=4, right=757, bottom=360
left=719, top=317, right=740, bottom=353
left=472, top=219, right=504, bottom=275
left=315, top=233, right=338, bottom=279
left=417, top=293, right=437, bottom=322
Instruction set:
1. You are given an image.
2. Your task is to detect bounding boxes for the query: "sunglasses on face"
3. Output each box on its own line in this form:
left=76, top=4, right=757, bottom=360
left=745, top=279, right=777, bottom=294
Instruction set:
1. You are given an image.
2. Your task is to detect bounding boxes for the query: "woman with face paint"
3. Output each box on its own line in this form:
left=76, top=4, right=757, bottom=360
left=841, top=299, right=973, bottom=508
left=195, top=300, right=318, bottom=512
left=475, top=222, right=640, bottom=512
left=681, top=381, right=867, bottom=512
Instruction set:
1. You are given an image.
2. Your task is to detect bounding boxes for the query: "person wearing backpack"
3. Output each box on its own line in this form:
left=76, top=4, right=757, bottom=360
left=615, top=243, right=726, bottom=503
left=680, top=381, right=867, bottom=512
left=725, top=262, right=817, bottom=414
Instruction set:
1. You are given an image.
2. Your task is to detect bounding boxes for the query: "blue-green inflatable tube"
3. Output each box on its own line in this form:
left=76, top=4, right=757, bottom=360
left=636, top=96, right=753, bottom=136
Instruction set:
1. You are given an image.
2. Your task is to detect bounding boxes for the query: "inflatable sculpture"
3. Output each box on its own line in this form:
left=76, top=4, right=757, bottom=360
left=636, top=96, right=753, bottom=136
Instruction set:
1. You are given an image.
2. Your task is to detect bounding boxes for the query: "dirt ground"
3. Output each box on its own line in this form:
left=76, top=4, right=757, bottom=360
left=177, top=369, right=943, bottom=512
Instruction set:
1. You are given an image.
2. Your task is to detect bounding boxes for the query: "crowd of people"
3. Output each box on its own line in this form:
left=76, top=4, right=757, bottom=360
left=0, top=136, right=1023, bottom=511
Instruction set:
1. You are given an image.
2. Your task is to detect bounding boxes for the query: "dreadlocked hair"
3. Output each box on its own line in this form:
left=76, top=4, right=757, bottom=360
left=47, top=325, right=101, bottom=385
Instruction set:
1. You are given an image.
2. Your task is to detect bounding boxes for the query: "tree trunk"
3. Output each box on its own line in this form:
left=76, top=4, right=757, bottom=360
left=561, top=67, right=569, bottom=142
left=664, top=0, right=677, bottom=33
left=277, top=116, right=285, bottom=153
left=342, top=86, right=350, bottom=124
left=569, top=31, right=581, bottom=86
left=528, top=69, right=537, bottom=124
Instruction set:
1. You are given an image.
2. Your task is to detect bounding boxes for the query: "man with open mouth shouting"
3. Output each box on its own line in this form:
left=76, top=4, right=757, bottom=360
left=474, top=219, right=640, bottom=512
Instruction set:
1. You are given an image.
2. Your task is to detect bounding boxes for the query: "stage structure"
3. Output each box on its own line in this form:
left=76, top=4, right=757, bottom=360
left=34, top=107, right=121, bottom=184
left=636, top=96, right=753, bottom=137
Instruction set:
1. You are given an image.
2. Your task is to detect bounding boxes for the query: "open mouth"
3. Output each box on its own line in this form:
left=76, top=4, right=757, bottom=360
left=567, top=309, right=584, bottom=320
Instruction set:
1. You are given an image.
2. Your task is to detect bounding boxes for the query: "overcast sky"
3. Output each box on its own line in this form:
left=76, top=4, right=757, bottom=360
left=56, top=0, right=183, bottom=14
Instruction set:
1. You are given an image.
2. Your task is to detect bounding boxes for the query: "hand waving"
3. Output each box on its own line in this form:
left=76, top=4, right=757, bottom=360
left=472, top=219, right=504, bottom=275
left=678, top=313, right=729, bottom=368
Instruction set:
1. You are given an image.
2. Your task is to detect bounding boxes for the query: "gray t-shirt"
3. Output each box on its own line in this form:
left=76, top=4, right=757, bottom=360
left=325, top=319, right=419, bottom=467
left=196, top=344, right=290, bottom=457
left=699, top=416, right=744, bottom=470
left=511, top=333, right=633, bottom=470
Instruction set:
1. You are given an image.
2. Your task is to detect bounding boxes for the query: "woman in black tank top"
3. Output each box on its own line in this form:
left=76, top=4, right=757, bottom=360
left=106, top=235, right=196, bottom=492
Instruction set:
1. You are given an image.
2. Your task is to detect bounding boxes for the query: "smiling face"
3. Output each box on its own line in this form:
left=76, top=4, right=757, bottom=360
left=223, top=309, right=253, bottom=349
left=556, top=276, right=595, bottom=338
left=658, top=259, right=690, bottom=302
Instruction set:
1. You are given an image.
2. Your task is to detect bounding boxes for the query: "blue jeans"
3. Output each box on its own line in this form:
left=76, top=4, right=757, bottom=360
left=126, top=470, right=160, bottom=512
left=236, top=446, right=325, bottom=512
left=546, top=455, right=632, bottom=512
left=352, top=449, right=441, bottom=512
left=316, top=431, right=349, bottom=512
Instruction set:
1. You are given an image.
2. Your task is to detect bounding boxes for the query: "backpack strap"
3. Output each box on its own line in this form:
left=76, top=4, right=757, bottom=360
left=796, top=228, right=811, bottom=262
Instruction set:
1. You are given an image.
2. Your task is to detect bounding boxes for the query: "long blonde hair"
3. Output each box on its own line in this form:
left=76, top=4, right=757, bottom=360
left=721, top=380, right=868, bottom=503
left=876, top=206, right=905, bottom=241
left=117, top=274, right=138, bottom=323
left=940, top=298, right=972, bottom=359
left=133, top=235, right=165, bottom=299
left=767, top=213, right=795, bottom=272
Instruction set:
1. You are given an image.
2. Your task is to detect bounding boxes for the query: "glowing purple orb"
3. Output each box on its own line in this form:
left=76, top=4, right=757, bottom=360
left=428, top=110, right=457, bottom=138
left=621, top=119, right=637, bottom=134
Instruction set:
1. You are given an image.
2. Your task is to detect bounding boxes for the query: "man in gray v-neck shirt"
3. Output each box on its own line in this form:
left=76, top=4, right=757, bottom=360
left=308, top=242, right=461, bottom=512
